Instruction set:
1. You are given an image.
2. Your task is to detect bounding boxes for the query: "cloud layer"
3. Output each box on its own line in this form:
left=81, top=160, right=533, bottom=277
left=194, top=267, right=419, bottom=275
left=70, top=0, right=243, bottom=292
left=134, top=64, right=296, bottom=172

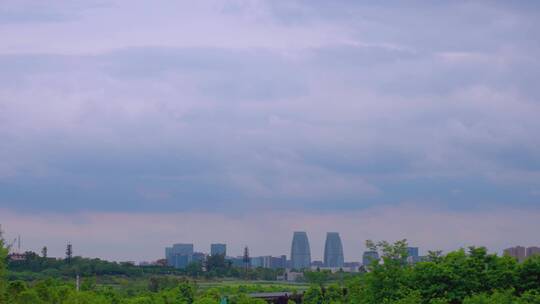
left=1, top=1, right=539, bottom=258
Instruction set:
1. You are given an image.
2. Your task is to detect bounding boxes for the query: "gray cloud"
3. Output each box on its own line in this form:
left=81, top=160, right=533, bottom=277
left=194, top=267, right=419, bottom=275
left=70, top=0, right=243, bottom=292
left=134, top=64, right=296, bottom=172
left=0, top=1, right=539, bottom=217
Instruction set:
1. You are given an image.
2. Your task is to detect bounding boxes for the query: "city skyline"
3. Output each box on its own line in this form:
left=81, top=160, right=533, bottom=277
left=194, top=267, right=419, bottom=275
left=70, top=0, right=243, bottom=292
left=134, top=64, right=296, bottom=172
left=2, top=212, right=539, bottom=262
left=1, top=1, right=539, bottom=262
left=3, top=218, right=540, bottom=264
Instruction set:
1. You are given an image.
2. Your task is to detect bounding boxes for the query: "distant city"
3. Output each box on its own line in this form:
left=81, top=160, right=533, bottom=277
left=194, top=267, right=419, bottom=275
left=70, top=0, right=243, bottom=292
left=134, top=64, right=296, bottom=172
left=165, top=231, right=422, bottom=272
left=504, top=246, right=540, bottom=263
left=163, top=233, right=540, bottom=273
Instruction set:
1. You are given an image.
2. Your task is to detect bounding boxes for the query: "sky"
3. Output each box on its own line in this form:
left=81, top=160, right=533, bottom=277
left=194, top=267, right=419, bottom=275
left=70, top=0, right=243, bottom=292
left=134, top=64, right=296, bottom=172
left=0, top=0, right=539, bottom=262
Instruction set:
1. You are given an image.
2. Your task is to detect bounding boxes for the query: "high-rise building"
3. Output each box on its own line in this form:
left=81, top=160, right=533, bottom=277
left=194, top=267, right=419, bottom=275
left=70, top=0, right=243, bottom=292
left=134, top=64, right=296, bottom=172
left=527, top=246, right=540, bottom=258
left=172, top=243, right=194, bottom=255
left=362, top=250, right=379, bottom=266
left=250, top=256, right=273, bottom=268
left=290, top=231, right=311, bottom=269
left=270, top=255, right=287, bottom=269
left=211, top=243, right=227, bottom=256
left=504, top=246, right=526, bottom=262
left=165, top=247, right=173, bottom=266
left=407, top=247, right=420, bottom=264
left=251, top=256, right=263, bottom=268
left=192, top=252, right=206, bottom=263
left=174, top=254, right=192, bottom=268
left=324, top=232, right=344, bottom=267
left=165, top=243, right=194, bottom=269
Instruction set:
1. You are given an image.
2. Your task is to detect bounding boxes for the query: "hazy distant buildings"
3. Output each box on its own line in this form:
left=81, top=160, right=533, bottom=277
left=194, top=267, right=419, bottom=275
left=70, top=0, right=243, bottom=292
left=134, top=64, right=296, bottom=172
left=407, top=247, right=420, bottom=264
left=271, top=255, right=287, bottom=269
left=193, top=252, right=206, bottom=263
left=324, top=232, right=344, bottom=267
left=504, top=246, right=540, bottom=262
left=344, top=262, right=361, bottom=269
left=291, top=231, right=311, bottom=269
left=248, top=255, right=286, bottom=269
left=251, top=256, right=263, bottom=268
left=165, top=243, right=194, bottom=269
left=504, top=246, right=527, bottom=262
left=251, top=256, right=271, bottom=268
left=407, top=247, right=419, bottom=258
left=527, top=247, right=540, bottom=258
left=311, top=260, right=324, bottom=268
left=227, top=256, right=245, bottom=267
left=165, top=247, right=172, bottom=266
left=362, top=250, right=379, bottom=266
left=211, top=243, right=226, bottom=256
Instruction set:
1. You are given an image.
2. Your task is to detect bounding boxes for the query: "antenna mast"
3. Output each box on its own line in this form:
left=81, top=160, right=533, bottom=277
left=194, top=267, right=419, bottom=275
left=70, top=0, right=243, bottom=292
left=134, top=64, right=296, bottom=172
left=243, top=246, right=250, bottom=277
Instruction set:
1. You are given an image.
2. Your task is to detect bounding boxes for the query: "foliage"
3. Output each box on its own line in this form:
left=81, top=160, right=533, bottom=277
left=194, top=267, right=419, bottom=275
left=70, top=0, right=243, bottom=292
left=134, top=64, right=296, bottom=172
left=347, top=240, right=540, bottom=304
left=517, top=255, right=540, bottom=293
left=304, top=285, right=324, bottom=304
left=305, top=270, right=331, bottom=287
left=1, top=229, right=9, bottom=303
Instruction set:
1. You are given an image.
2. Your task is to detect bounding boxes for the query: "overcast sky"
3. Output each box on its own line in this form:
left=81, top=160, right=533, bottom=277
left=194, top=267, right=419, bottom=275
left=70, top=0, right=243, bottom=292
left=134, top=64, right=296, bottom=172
left=1, top=0, right=539, bottom=262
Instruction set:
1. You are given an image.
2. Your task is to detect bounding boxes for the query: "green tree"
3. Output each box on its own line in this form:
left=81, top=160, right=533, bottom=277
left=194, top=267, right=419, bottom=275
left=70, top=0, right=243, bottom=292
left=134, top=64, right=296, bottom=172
left=394, top=290, right=422, bottom=304
left=81, top=276, right=97, bottom=291
left=177, top=281, right=197, bottom=304
left=203, top=288, right=221, bottom=301
left=304, top=285, right=324, bottom=304
left=363, top=239, right=411, bottom=303
left=16, top=289, right=44, bottom=304
left=34, top=279, right=60, bottom=303
left=325, top=283, right=343, bottom=304
left=409, top=261, right=452, bottom=302
left=517, top=255, right=540, bottom=293
left=6, top=281, right=27, bottom=303
left=0, top=229, right=8, bottom=303
left=463, top=290, right=515, bottom=304
left=518, top=290, right=540, bottom=304
left=63, top=291, right=110, bottom=304
left=345, top=276, right=368, bottom=304
left=305, top=270, right=330, bottom=287
left=186, top=262, right=204, bottom=278
left=194, top=297, right=219, bottom=304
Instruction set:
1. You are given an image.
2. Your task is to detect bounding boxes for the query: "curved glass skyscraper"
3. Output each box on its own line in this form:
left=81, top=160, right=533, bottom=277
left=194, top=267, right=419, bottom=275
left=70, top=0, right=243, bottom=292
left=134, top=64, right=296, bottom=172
left=290, top=231, right=311, bottom=269
left=324, top=232, right=344, bottom=267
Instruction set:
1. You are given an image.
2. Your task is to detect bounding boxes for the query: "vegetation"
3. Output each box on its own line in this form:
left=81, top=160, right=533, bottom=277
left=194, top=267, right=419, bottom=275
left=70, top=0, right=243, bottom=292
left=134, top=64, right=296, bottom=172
left=1, top=237, right=540, bottom=303
left=7, top=250, right=284, bottom=282
left=343, top=239, right=540, bottom=304
left=1, top=230, right=9, bottom=303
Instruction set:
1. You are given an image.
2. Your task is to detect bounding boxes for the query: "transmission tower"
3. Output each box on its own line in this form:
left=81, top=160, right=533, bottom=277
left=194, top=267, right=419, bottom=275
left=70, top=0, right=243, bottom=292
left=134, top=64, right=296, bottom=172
left=243, top=246, right=250, bottom=275
left=66, top=242, right=73, bottom=263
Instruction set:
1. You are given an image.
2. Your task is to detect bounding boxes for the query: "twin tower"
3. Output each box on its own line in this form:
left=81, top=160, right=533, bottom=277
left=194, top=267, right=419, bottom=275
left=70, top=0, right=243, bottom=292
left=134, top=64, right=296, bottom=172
left=290, top=231, right=344, bottom=269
